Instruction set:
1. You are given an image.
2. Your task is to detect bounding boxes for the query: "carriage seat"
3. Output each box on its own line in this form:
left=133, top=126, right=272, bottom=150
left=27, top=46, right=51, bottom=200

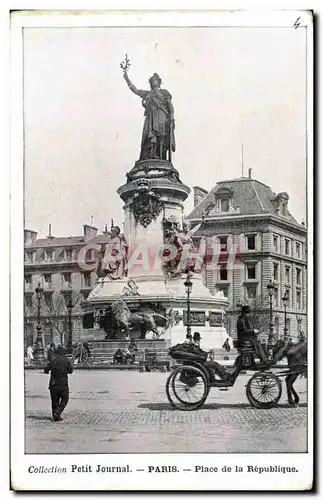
left=233, top=339, right=255, bottom=354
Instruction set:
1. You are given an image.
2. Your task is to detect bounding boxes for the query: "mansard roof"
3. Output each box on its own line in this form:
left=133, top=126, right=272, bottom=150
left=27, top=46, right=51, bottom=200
left=187, top=177, right=299, bottom=225
left=25, top=233, right=111, bottom=249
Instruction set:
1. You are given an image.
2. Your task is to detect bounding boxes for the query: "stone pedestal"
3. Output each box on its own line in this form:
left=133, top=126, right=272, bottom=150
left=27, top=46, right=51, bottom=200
left=83, top=159, right=229, bottom=348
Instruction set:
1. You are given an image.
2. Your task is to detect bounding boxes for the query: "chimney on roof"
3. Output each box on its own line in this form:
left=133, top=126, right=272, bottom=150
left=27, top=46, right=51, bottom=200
left=103, top=224, right=110, bottom=236
left=248, top=168, right=252, bottom=179
left=47, top=223, right=53, bottom=239
left=83, top=224, right=97, bottom=242
left=24, top=229, right=37, bottom=246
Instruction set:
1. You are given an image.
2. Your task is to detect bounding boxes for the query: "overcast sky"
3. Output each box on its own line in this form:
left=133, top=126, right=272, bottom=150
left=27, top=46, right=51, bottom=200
left=23, top=26, right=307, bottom=238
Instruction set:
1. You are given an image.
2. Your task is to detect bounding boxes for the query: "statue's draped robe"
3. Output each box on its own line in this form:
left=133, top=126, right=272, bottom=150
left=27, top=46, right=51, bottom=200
left=136, top=88, right=176, bottom=160
left=97, top=235, right=128, bottom=280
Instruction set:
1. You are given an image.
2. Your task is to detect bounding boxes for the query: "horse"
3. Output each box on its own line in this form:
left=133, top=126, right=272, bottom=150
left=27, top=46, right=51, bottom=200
left=272, top=340, right=307, bottom=405
left=111, top=299, right=169, bottom=340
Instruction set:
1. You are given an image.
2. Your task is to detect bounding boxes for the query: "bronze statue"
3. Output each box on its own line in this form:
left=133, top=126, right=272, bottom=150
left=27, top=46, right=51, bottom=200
left=96, top=225, right=128, bottom=280
left=162, top=219, right=202, bottom=277
left=121, top=54, right=175, bottom=161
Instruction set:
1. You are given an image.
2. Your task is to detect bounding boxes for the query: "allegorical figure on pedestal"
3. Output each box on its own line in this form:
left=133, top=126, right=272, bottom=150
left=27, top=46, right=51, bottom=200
left=163, top=218, right=203, bottom=278
left=96, top=225, right=129, bottom=280
left=121, top=54, right=176, bottom=161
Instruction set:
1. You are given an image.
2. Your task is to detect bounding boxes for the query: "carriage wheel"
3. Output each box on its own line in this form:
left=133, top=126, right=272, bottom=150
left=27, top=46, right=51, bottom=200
left=79, top=347, right=89, bottom=364
left=166, top=365, right=209, bottom=411
left=246, top=372, right=282, bottom=409
left=72, top=346, right=79, bottom=359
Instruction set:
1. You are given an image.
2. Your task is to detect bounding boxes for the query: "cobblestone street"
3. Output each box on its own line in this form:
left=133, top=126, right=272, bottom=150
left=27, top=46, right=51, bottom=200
left=25, top=370, right=307, bottom=454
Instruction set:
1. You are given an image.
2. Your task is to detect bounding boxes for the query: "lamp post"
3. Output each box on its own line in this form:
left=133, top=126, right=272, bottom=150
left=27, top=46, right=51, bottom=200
left=66, top=296, right=73, bottom=354
left=282, top=292, right=288, bottom=342
left=34, top=282, right=45, bottom=364
left=184, top=272, right=193, bottom=335
left=266, top=279, right=275, bottom=348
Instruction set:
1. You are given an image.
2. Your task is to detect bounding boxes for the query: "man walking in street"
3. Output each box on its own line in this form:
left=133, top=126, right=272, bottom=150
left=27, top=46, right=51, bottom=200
left=44, top=345, right=73, bottom=422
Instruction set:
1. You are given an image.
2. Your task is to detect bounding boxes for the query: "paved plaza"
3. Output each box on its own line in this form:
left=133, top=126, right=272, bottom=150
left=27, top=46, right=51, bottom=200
left=25, top=369, right=307, bottom=454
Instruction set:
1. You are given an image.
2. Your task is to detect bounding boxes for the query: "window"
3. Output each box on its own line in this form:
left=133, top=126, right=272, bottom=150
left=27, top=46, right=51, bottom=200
left=297, top=318, right=302, bottom=333
left=284, top=289, right=290, bottom=307
left=296, top=290, right=301, bottom=310
left=296, top=268, right=301, bottom=286
left=84, top=273, right=91, bottom=287
left=273, top=287, right=279, bottom=307
left=43, top=274, right=52, bottom=287
left=246, top=284, right=257, bottom=307
left=273, top=263, right=279, bottom=282
left=65, top=249, right=73, bottom=261
left=285, top=266, right=290, bottom=285
left=25, top=295, right=32, bottom=307
left=246, top=235, right=256, bottom=250
left=25, top=251, right=35, bottom=263
left=285, top=239, right=290, bottom=255
left=218, top=199, right=229, bottom=212
left=296, top=242, right=301, bottom=259
left=247, top=265, right=256, bottom=280
left=62, top=273, right=72, bottom=288
left=218, top=236, right=228, bottom=252
left=86, top=249, right=94, bottom=262
left=273, top=235, right=279, bottom=253
left=45, top=250, right=54, bottom=262
left=246, top=284, right=257, bottom=299
left=25, top=275, right=32, bottom=287
left=44, top=294, right=53, bottom=308
left=274, top=316, right=279, bottom=336
left=219, top=266, right=227, bottom=281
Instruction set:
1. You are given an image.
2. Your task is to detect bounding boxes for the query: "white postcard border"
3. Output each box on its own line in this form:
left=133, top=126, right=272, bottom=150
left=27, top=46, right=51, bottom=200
left=10, top=8, right=314, bottom=492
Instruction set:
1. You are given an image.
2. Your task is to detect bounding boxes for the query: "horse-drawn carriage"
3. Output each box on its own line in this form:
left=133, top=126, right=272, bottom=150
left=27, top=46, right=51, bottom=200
left=166, top=339, right=307, bottom=410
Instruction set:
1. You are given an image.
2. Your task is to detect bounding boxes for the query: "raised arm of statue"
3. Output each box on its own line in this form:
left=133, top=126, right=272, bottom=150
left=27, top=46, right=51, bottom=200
left=123, top=72, right=145, bottom=98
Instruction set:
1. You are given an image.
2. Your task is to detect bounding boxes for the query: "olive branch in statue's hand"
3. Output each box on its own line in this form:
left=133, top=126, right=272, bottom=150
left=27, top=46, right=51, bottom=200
left=120, top=54, right=131, bottom=75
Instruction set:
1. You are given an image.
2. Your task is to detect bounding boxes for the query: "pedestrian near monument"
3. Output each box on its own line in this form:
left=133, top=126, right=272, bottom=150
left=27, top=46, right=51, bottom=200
left=26, top=344, right=34, bottom=364
left=222, top=338, right=231, bottom=353
left=46, top=342, right=56, bottom=362
left=44, top=345, right=73, bottom=421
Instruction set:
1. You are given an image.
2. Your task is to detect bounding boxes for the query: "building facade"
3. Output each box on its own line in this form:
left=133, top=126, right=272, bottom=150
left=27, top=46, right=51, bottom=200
left=24, top=224, right=110, bottom=350
left=187, top=173, right=307, bottom=342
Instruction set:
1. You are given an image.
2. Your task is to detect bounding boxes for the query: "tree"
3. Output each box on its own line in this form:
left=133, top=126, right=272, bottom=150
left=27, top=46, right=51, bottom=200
left=42, top=291, right=82, bottom=346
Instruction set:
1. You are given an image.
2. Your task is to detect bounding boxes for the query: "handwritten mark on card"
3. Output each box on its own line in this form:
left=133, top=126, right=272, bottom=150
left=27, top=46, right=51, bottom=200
left=293, top=17, right=303, bottom=29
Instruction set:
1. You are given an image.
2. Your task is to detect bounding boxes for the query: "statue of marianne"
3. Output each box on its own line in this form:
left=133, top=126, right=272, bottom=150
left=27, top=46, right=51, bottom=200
left=123, top=69, right=176, bottom=161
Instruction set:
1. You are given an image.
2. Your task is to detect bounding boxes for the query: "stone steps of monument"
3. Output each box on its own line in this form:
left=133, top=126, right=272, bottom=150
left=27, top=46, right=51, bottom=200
left=87, top=340, right=167, bottom=349
left=87, top=339, right=170, bottom=364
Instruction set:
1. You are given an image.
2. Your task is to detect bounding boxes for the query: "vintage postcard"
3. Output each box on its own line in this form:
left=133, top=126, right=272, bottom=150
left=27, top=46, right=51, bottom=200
left=10, top=8, right=313, bottom=491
